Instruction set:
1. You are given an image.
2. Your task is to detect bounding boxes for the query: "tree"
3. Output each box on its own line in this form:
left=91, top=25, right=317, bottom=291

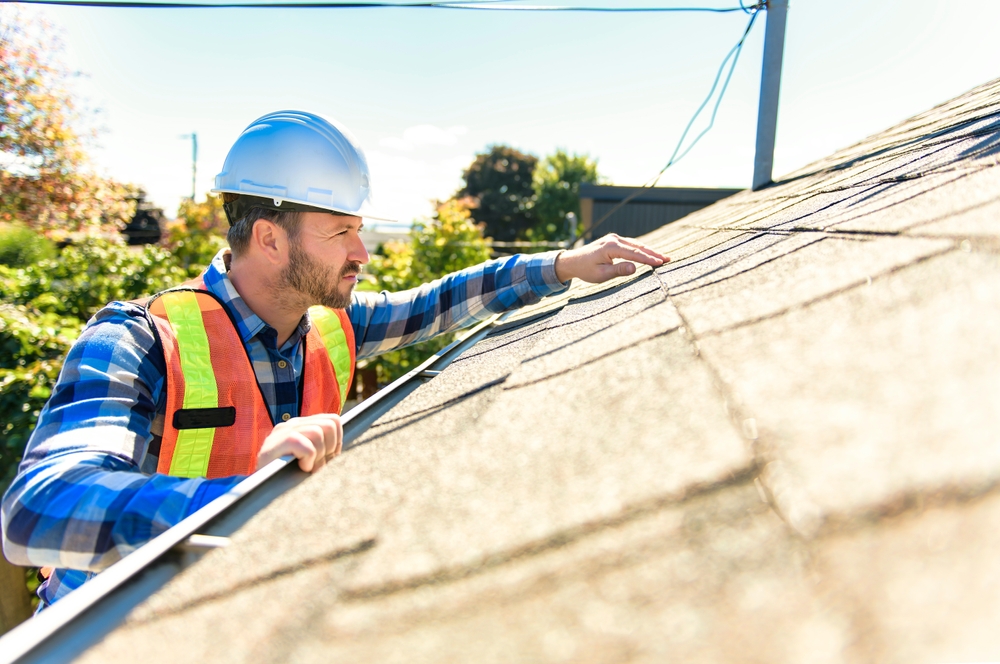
left=0, top=11, right=132, bottom=236
left=458, top=145, right=537, bottom=243
left=530, top=150, right=601, bottom=242
left=167, top=194, right=230, bottom=277
left=361, top=199, right=491, bottom=385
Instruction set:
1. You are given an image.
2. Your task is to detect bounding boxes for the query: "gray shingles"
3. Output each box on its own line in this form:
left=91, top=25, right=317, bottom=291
left=816, top=492, right=1000, bottom=664
left=825, top=164, right=1000, bottom=235
left=340, top=315, right=750, bottom=592
left=90, top=484, right=843, bottom=664
left=507, top=294, right=677, bottom=388
left=670, top=235, right=953, bottom=337
left=656, top=231, right=822, bottom=295
left=698, top=249, right=1000, bottom=533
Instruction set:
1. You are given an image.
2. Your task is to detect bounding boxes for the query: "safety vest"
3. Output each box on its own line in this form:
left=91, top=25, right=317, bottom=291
left=143, top=275, right=355, bottom=480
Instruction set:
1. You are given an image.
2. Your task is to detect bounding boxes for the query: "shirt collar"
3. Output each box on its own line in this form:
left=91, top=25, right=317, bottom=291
left=201, top=248, right=312, bottom=348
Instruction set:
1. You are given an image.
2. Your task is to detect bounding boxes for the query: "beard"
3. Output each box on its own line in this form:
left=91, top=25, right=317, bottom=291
left=277, top=238, right=361, bottom=310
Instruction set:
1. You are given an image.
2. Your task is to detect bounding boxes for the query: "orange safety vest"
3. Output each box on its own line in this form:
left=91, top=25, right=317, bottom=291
left=142, top=275, right=355, bottom=480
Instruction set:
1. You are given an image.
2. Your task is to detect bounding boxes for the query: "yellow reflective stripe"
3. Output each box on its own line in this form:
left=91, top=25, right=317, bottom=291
left=309, top=306, right=352, bottom=408
left=162, top=291, right=218, bottom=478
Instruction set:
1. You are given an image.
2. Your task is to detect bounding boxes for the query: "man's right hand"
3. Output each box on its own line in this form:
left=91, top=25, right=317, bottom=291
left=255, top=413, right=343, bottom=473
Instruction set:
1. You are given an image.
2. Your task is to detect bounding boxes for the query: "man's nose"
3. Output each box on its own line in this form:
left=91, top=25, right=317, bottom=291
left=349, top=231, right=370, bottom=265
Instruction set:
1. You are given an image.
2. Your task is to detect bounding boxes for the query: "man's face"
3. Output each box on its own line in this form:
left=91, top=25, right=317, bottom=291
left=277, top=211, right=369, bottom=310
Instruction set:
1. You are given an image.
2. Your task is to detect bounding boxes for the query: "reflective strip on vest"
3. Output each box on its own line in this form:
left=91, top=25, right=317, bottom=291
left=309, top=305, right=352, bottom=409
left=161, top=291, right=219, bottom=478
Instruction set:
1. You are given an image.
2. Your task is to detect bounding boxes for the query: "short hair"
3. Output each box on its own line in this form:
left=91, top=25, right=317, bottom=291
left=224, top=193, right=302, bottom=258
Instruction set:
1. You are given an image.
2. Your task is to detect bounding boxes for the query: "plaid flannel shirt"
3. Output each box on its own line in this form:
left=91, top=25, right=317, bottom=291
left=2, top=248, right=567, bottom=607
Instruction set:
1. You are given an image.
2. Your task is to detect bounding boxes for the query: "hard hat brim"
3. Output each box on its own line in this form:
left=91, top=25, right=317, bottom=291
left=213, top=191, right=396, bottom=224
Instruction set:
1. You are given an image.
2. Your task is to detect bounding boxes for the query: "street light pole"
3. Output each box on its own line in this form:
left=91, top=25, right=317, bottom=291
left=180, top=133, right=198, bottom=200
left=752, top=0, right=788, bottom=191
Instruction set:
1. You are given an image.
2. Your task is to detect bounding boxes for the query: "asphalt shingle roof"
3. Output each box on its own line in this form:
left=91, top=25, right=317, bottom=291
left=78, top=77, right=1000, bottom=663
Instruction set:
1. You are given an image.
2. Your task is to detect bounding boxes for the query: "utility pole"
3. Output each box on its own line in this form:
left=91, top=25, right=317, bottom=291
left=179, top=133, right=198, bottom=200
left=752, top=0, right=788, bottom=191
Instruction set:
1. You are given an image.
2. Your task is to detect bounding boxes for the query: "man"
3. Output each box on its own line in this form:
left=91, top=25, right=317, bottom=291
left=1, top=111, right=667, bottom=609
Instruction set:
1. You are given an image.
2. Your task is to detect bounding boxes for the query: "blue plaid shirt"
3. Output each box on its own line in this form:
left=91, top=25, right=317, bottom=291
left=2, top=249, right=567, bottom=607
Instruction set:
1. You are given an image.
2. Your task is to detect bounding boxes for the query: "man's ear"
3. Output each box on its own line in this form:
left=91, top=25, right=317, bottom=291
left=252, top=219, right=287, bottom=266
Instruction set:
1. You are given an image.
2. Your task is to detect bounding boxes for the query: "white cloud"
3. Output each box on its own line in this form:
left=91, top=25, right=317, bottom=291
left=365, top=148, right=471, bottom=224
left=379, top=124, right=468, bottom=151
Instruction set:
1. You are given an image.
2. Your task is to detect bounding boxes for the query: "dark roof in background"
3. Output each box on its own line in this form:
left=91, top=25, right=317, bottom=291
left=579, top=185, right=742, bottom=241
left=79, top=77, right=1000, bottom=663
left=578, top=184, right=742, bottom=204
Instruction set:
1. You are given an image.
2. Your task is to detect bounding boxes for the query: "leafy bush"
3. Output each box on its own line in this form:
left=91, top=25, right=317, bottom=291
left=362, top=200, right=491, bottom=385
left=166, top=194, right=229, bottom=277
left=0, top=234, right=188, bottom=489
left=0, top=223, right=56, bottom=267
left=0, top=304, right=81, bottom=488
left=0, top=235, right=187, bottom=321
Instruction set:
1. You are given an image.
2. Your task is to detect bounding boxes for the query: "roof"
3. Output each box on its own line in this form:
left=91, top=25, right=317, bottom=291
left=79, top=77, right=1000, bottom=662
left=579, top=183, right=742, bottom=204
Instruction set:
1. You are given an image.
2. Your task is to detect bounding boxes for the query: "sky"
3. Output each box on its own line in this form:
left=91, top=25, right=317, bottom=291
left=7, top=0, right=1000, bottom=224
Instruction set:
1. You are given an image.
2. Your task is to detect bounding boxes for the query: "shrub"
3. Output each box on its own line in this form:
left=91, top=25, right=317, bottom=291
left=0, top=304, right=82, bottom=489
left=0, top=235, right=188, bottom=321
left=0, top=224, right=56, bottom=267
left=167, top=194, right=229, bottom=278
left=0, top=235, right=190, bottom=492
left=362, top=199, right=490, bottom=385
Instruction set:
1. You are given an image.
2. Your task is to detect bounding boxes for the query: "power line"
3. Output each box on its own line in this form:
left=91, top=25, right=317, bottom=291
left=580, top=2, right=762, bottom=242
left=1, top=0, right=750, bottom=10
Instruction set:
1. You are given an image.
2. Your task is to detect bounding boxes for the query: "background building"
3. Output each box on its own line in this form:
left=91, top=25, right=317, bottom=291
left=579, top=184, right=740, bottom=240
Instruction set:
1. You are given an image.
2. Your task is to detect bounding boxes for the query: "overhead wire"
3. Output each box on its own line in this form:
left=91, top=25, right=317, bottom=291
left=578, top=1, right=763, bottom=242
left=1, top=0, right=751, bottom=11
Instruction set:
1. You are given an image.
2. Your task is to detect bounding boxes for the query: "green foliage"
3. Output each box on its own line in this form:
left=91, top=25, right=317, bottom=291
left=0, top=11, right=134, bottom=235
left=0, top=222, right=55, bottom=266
left=530, top=150, right=601, bottom=242
left=0, top=304, right=81, bottom=488
left=166, top=194, right=229, bottom=277
left=456, top=146, right=602, bottom=244
left=0, top=234, right=189, bottom=488
left=458, top=144, right=538, bottom=243
left=362, top=200, right=491, bottom=385
left=0, top=235, right=187, bottom=321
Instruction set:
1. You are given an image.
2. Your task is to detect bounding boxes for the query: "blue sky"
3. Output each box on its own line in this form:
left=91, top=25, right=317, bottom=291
left=10, top=0, right=1000, bottom=223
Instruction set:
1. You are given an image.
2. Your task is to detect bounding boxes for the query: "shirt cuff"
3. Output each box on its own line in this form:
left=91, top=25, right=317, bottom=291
left=526, top=250, right=571, bottom=297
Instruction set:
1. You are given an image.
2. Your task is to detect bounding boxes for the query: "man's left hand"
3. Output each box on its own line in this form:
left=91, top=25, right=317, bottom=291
left=554, top=234, right=669, bottom=284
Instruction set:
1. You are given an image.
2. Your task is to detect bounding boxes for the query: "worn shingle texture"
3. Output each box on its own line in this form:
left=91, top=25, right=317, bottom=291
left=81, top=78, right=1000, bottom=663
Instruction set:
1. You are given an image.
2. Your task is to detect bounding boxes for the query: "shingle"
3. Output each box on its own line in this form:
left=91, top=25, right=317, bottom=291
left=656, top=231, right=822, bottom=295
left=829, top=163, right=1000, bottom=236
left=339, top=323, right=751, bottom=593
left=281, top=483, right=842, bottom=664
left=89, top=483, right=844, bottom=664
left=506, top=293, right=677, bottom=388
left=361, top=318, right=546, bottom=424
left=816, top=492, right=1000, bottom=663
left=697, top=249, right=1000, bottom=533
left=908, top=195, right=1000, bottom=239
left=670, top=235, right=953, bottom=336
